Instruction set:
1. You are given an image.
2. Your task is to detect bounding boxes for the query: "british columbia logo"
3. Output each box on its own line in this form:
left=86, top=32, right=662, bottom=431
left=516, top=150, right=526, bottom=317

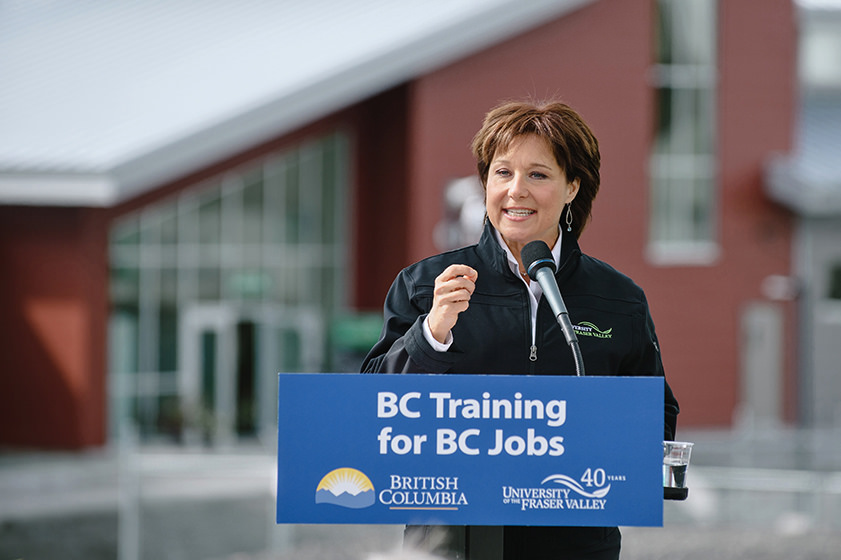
left=573, top=321, right=613, bottom=339
left=315, top=468, right=376, bottom=509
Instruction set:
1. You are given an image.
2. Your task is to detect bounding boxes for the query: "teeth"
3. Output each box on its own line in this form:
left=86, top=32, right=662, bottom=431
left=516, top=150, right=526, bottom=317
left=506, top=209, right=534, bottom=217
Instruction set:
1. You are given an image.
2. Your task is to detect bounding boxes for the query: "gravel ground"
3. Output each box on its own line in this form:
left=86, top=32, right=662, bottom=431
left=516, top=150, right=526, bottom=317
left=3, top=507, right=841, bottom=560
left=4, top=428, right=841, bottom=560
left=620, top=526, right=841, bottom=560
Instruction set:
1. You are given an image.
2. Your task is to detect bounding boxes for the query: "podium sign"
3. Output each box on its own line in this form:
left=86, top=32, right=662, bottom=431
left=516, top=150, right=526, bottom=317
left=276, top=373, right=663, bottom=527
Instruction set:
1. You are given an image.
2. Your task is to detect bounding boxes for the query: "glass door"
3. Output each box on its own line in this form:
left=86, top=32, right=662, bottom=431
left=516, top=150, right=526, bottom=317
left=178, top=303, right=324, bottom=446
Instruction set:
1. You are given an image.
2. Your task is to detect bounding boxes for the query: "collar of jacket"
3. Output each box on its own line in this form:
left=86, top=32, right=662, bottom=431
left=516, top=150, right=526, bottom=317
left=475, top=222, right=582, bottom=284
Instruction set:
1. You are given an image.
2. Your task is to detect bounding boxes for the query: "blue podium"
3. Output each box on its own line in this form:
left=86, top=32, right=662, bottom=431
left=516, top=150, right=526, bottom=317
left=276, top=373, right=664, bottom=528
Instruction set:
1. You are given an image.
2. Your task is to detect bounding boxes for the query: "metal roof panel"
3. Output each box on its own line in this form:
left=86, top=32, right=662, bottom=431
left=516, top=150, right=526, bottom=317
left=0, top=0, right=593, bottom=205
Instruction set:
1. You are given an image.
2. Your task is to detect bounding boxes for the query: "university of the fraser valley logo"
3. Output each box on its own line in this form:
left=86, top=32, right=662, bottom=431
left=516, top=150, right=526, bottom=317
left=573, top=321, right=613, bottom=339
left=501, top=469, right=616, bottom=512
left=315, top=467, right=376, bottom=509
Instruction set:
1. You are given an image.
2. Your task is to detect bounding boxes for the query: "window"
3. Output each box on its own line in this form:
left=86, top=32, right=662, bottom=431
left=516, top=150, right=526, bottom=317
left=108, top=132, right=350, bottom=444
left=828, top=264, right=841, bottom=300
left=648, top=0, right=719, bottom=265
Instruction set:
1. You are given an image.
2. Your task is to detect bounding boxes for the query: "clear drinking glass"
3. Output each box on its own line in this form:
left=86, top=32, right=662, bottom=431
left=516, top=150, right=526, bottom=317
left=663, top=441, right=693, bottom=489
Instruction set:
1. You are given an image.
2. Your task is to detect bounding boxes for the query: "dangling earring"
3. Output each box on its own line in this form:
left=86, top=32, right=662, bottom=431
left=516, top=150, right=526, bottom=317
left=565, top=203, right=573, bottom=233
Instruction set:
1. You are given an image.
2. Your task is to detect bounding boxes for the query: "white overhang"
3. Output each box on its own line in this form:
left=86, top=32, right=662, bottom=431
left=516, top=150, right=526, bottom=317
left=0, top=0, right=594, bottom=207
left=765, top=95, right=841, bottom=217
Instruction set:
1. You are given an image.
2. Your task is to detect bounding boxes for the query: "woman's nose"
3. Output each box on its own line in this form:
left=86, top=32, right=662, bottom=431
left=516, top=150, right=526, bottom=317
left=508, top=173, right=528, bottom=198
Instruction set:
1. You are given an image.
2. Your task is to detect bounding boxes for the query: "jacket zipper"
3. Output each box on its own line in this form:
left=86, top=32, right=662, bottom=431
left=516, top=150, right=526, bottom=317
left=529, top=291, right=538, bottom=363
left=524, top=279, right=538, bottom=365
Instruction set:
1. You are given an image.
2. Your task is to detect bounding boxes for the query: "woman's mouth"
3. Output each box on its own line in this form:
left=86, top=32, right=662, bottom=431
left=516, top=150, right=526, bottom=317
left=504, top=208, right=535, bottom=218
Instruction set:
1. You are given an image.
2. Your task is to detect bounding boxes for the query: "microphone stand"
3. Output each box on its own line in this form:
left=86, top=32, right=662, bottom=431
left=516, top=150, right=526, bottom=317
left=566, top=329, right=585, bottom=377
left=532, top=265, right=585, bottom=376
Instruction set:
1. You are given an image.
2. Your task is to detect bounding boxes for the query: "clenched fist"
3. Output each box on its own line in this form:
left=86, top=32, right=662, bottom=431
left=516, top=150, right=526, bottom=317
left=427, top=264, right=479, bottom=344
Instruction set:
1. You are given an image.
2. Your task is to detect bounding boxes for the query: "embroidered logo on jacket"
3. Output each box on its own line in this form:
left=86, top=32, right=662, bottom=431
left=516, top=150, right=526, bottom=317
left=573, top=322, right=613, bottom=339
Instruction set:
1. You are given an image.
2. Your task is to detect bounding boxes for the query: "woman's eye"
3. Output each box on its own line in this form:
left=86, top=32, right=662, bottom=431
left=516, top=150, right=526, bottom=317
left=494, top=168, right=511, bottom=177
left=530, top=172, right=547, bottom=179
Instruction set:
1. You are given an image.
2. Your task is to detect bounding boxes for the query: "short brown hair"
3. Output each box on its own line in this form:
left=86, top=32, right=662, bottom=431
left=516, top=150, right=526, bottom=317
left=471, top=100, right=600, bottom=239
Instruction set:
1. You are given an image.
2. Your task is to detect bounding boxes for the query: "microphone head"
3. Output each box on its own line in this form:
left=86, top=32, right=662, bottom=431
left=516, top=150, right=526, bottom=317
left=521, top=240, right=556, bottom=280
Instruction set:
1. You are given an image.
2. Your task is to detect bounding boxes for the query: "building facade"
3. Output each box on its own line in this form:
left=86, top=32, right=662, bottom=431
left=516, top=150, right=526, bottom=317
left=0, top=0, right=803, bottom=448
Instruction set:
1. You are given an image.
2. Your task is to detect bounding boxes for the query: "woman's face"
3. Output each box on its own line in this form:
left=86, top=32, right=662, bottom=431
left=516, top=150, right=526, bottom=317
left=485, top=134, right=579, bottom=261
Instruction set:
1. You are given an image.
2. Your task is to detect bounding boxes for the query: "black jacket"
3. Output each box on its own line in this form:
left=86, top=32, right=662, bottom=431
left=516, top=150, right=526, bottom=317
left=361, top=223, right=679, bottom=556
left=362, top=223, right=679, bottom=439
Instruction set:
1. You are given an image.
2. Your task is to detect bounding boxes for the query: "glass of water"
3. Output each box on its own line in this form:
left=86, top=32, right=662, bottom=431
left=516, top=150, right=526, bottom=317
left=663, top=441, right=693, bottom=489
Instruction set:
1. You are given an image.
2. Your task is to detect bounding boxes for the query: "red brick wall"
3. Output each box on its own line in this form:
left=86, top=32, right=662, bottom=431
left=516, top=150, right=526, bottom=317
left=0, top=207, right=108, bottom=448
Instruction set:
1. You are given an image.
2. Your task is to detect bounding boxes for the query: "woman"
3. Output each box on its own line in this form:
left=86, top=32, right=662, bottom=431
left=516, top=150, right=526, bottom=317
left=362, top=100, right=680, bottom=559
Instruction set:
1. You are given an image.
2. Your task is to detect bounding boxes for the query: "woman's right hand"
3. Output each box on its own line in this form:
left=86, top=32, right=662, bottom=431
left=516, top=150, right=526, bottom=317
left=427, top=264, right=478, bottom=344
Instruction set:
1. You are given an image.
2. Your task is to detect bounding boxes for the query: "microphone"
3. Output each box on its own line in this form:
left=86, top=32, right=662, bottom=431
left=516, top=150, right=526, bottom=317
left=521, top=240, right=585, bottom=376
